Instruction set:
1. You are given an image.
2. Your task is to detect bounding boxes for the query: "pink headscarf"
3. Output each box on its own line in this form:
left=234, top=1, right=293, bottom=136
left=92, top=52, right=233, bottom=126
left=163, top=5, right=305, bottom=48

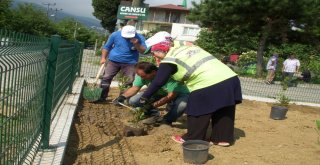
left=151, top=40, right=171, bottom=52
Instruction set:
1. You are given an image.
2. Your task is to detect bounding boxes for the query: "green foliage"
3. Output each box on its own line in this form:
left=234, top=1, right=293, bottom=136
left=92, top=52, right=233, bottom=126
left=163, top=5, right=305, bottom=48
left=196, top=29, right=258, bottom=59
left=8, top=3, right=56, bottom=36
left=276, top=78, right=290, bottom=107
left=316, top=120, right=320, bottom=130
left=237, top=51, right=258, bottom=68
left=116, top=73, right=130, bottom=92
left=0, top=0, right=12, bottom=28
left=144, top=26, right=162, bottom=39
left=189, top=0, right=320, bottom=76
left=55, top=18, right=102, bottom=46
left=95, top=49, right=102, bottom=56
left=131, top=107, right=145, bottom=124
left=276, top=92, right=290, bottom=107
left=1, top=2, right=104, bottom=46
left=267, top=43, right=320, bottom=82
left=307, top=57, right=320, bottom=83
left=139, top=56, right=155, bottom=64
left=92, top=0, right=120, bottom=32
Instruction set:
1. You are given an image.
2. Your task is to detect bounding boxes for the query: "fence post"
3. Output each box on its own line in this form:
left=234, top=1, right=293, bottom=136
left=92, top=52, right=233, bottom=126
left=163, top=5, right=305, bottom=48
left=78, top=42, right=84, bottom=76
left=68, top=41, right=78, bottom=93
left=42, top=35, right=61, bottom=148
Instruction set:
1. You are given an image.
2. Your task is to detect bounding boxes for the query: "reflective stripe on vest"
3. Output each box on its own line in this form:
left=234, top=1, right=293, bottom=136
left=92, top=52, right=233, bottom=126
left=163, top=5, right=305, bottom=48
left=164, top=55, right=215, bottom=81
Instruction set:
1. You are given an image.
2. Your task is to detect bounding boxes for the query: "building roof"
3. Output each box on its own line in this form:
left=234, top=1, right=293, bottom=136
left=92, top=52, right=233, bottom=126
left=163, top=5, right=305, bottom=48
left=150, top=4, right=189, bottom=11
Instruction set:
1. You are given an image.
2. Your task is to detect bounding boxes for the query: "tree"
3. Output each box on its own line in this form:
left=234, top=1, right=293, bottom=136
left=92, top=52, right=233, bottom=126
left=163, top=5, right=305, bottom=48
left=92, top=0, right=120, bottom=32
left=9, top=3, right=56, bottom=36
left=189, top=0, right=320, bottom=76
left=0, top=0, right=12, bottom=28
left=92, top=0, right=145, bottom=32
left=55, top=18, right=103, bottom=46
left=195, top=28, right=258, bottom=59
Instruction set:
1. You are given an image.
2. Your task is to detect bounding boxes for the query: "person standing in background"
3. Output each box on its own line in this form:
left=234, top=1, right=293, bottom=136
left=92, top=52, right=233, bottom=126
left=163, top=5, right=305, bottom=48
left=282, top=54, right=300, bottom=87
left=265, top=53, right=279, bottom=84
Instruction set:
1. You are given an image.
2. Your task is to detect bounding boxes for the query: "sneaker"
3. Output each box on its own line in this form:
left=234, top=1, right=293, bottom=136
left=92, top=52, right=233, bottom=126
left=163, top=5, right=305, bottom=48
left=171, top=135, right=185, bottom=144
left=213, top=142, right=230, bottom=147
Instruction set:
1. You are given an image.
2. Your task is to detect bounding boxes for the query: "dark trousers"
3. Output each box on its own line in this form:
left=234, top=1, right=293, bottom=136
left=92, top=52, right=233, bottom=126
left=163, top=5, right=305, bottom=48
left=182, top=105, right=235, bottom=143
left=282, top=72, right=296, bottom=87
left=100, top=60, right=135, bottom=99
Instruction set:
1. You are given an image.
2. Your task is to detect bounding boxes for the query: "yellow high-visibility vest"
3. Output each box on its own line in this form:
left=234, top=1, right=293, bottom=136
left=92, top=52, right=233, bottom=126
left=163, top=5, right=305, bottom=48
left=161, top=43, right=237, bottom=92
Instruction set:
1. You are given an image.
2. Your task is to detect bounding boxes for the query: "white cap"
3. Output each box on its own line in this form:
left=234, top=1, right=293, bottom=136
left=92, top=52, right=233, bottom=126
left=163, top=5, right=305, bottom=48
left=121, top=25, right=136, bottom=38
left=145, top=31, right=171, bottom=48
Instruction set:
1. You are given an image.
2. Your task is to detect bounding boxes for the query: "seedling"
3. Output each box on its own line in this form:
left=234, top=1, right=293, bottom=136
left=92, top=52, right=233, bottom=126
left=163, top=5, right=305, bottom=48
left=275, top=77, right=290, bottom=107
left=316, top=120, right=320, bottom=144
left=116, top=73, right=130, bottom=93
left=131, top=107, right=145, bottom=124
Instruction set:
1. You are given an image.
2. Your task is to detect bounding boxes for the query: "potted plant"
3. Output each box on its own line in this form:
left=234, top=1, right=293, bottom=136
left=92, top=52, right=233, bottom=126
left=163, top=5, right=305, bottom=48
left=270, top=78, right=290, bottom=120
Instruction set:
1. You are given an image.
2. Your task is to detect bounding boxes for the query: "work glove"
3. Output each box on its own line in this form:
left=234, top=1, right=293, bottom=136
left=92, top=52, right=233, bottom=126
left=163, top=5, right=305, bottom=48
left=139, top=97, right=155, bottom=111
left=143, top=104, right=155, bottom=112
left=139, top=97, right=149, bottom=105
left=113, top=95, right=126, bottom=105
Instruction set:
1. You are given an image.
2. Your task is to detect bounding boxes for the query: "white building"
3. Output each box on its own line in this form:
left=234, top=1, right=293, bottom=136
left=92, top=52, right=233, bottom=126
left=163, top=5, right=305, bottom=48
left=171, top=23, right=201, bottom=42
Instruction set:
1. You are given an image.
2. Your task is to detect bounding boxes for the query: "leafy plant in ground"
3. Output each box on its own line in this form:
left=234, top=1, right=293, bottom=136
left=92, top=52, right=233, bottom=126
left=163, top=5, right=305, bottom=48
left=316, top=120, right=320, bottom=144
left=116, top=73, right=130, bottom=93
left=130, top=107, right=145, bottom=125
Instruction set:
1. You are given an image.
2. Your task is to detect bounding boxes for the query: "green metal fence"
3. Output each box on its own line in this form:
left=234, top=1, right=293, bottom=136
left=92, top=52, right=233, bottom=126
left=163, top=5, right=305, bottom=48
left=0, top=30, right=83, bottom=164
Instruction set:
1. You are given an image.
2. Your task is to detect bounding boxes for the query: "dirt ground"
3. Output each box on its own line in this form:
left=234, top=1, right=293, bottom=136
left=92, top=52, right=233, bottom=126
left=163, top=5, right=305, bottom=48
left=63, top=88, right=320, bottom=165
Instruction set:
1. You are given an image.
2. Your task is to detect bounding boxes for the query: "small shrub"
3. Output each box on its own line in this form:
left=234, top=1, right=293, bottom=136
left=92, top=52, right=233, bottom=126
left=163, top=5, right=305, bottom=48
left=95, top=49, right=102, bottom=56
left=275, top=78, right=290, bottom=107
left=116, top=73, right=130, bottom=92
left=131, top=107, right=145, bottom=124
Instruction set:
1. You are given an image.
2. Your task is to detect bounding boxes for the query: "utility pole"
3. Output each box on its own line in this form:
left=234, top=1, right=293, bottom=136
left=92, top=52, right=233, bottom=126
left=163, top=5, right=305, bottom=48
left=51, top=8, right=63, bottom=21
left=42, top=2, right=56, bottom=17
left=73, top=22, right=78, bottom=39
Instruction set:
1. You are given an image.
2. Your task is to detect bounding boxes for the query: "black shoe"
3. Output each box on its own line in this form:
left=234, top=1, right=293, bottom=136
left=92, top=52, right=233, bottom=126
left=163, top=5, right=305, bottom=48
left=91, top=98, right=107, bottom=103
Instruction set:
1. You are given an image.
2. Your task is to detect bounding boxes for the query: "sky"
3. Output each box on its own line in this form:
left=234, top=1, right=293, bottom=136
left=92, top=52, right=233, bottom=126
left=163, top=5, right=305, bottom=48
left=19, top=0, right=201, bottom=19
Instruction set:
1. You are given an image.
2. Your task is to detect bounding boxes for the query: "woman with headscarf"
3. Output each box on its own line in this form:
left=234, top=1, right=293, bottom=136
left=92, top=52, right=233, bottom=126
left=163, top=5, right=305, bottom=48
left=140, top=32, right=242, bottom=146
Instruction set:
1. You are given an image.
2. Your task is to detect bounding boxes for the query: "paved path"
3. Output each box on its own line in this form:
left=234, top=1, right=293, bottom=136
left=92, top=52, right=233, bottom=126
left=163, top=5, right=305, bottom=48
left=240, top=77, right=320, bottom=104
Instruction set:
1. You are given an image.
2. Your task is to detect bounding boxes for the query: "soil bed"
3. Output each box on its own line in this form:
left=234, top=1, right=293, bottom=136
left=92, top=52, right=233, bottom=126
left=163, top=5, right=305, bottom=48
left=64, top=88, right=320, bottom=165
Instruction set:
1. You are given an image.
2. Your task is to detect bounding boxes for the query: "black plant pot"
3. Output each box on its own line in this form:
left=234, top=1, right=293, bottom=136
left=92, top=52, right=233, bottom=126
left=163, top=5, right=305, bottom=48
left=270, top=105, right=288, bottom=120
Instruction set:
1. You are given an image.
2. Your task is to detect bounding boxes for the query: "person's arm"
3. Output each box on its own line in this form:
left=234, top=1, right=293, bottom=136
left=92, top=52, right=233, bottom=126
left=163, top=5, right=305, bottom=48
left=282, top=60, right=286, bottom=72
left=130, top=35, right=146, bottom=54
left=100, top=33, right=115, bottom=64
left=141, top=63, right=177, bottom=99
left=153, top=92, right=177, bottom=108
left=100, top=49, right=109, bottom=64
left=296, top=60, right=300, bottom=73
left=122, top=86, right=141, bottom=98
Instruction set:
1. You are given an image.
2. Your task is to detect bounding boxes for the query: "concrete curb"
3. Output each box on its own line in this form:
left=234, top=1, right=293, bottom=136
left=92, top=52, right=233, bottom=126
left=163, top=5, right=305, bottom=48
left=32, top=78, right=84, bottom=165
left=243, top=95, right=320, bottom=107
